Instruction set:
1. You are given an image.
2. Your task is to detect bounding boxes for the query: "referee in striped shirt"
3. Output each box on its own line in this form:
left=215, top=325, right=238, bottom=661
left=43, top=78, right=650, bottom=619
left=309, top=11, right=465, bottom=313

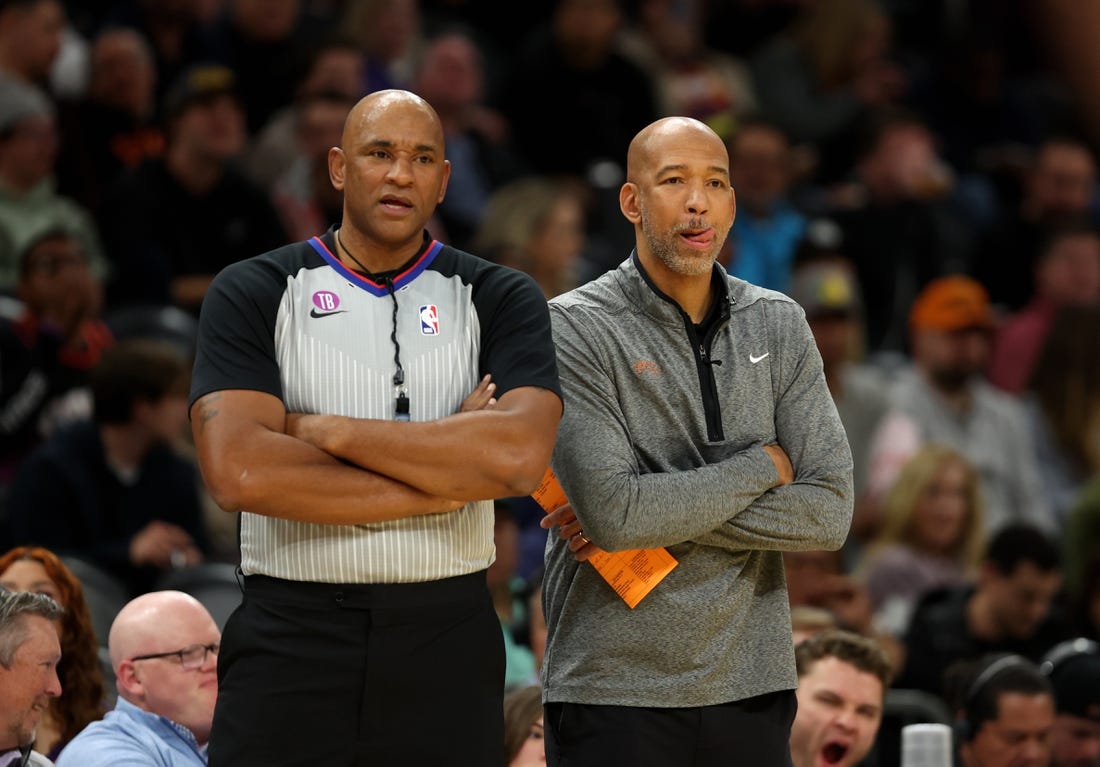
left=189, top=89, right=562, bottom=766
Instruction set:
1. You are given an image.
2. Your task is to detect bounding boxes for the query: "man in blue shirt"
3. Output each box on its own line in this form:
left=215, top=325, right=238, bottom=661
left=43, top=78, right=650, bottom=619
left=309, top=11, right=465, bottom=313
left=57, top=591, right=220, bottom=767
left=727, top=118, right=806, bottom=294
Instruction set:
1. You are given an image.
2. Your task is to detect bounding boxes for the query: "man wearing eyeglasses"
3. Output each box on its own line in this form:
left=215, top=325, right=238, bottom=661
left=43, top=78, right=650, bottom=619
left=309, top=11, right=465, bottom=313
left=56, top=591, right=220, bottom=766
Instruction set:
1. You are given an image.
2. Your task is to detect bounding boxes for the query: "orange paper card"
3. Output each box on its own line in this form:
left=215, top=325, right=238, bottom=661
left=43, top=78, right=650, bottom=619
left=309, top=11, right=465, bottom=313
left=532, top=466, right=678, bottom=609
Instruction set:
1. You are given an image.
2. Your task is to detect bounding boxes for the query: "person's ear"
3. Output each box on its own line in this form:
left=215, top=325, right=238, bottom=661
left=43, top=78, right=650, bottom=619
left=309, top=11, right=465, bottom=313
left=437, top=159, right=451, bottom=203
left=620, top=182, right=641, bottom=225
left=115, top=660, right=144, bottom=700
left=328, top=146, right=346, bottom=191
left=958, top=737, right=972, bottom=764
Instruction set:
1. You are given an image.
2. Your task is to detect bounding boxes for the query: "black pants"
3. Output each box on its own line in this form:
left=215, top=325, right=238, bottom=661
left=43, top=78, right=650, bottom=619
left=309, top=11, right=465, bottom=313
left=207, top=571, right=505, bottom=767
left=545, top=690, right=797, bottom=767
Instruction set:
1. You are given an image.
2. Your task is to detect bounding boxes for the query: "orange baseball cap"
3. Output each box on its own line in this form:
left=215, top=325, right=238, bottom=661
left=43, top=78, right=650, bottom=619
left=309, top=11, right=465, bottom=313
left=909, top=275, right=994, bottom=331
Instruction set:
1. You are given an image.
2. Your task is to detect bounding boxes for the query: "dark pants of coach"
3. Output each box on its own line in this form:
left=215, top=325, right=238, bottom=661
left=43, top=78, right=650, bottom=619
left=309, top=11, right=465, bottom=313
left=545, top=689, right=797, bottom=767
left=207, top=571, right=505, bottom=767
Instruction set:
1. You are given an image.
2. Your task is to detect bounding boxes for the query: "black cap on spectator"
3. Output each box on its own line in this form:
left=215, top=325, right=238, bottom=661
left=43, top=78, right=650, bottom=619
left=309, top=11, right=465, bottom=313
left=1046, top=647, right=1100, bottom=721
left=789, top=262, right=862, bottom=319
left=16, top=219, right=79, bottom=275
left=163, top=64, right=238, bottom=119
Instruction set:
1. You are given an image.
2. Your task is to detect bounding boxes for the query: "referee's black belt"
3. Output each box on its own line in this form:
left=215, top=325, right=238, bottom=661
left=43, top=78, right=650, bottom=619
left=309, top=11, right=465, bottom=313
left=241, top=569, right=488, bottom=609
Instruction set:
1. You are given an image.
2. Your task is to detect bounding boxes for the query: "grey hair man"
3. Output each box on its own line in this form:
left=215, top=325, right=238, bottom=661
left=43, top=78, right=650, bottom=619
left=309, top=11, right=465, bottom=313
left=0, top=589, right=63, bottom=767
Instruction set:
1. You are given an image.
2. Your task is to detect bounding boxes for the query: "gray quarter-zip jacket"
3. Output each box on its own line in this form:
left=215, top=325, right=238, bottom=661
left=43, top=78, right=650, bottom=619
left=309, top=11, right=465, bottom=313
left=543, top=254, right=853, bottom=708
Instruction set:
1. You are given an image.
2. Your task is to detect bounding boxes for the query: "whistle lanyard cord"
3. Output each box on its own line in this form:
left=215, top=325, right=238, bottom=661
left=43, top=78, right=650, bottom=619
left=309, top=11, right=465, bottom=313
left=336, top=230, right=409, bottom=419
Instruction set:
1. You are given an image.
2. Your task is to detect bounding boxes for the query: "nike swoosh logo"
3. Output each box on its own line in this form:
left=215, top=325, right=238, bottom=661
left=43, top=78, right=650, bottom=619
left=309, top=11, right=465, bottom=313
left=310, top=309, right=348, bottom=319
left=749, top=352, right=770, bottom=364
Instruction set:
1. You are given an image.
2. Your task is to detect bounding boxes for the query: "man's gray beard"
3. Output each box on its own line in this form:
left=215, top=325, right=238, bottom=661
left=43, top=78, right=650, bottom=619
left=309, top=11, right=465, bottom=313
left=641, top=208, right=719, bottom=277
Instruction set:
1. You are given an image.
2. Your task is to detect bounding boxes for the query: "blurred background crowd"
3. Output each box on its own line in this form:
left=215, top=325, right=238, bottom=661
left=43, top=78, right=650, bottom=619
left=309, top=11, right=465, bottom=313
left=1, top=0, right=1100, bottom=765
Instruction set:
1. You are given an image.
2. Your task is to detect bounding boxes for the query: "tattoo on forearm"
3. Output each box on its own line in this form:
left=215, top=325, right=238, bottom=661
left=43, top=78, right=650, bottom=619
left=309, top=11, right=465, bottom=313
left=196, top=394, right=221, bottom=432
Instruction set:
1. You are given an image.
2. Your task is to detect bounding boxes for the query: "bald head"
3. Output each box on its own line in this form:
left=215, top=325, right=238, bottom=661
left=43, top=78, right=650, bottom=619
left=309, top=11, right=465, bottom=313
left=108, top=591, right=216, bottom=670
left=109, top=590, right=220, bottom=743
left=341, top=88, right=444, bottom=152
left=619, top=116, right=735, bottom=288
left=626, top=116, right=727, bottom=184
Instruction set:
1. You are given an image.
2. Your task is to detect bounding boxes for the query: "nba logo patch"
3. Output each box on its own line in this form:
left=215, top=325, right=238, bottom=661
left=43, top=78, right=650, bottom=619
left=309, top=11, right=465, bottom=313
left=420, top=304, right=440, bottom=335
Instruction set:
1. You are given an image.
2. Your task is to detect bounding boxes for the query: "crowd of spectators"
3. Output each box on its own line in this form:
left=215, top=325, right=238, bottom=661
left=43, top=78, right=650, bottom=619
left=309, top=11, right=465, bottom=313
left=0, top=0, right=1099, bottom=765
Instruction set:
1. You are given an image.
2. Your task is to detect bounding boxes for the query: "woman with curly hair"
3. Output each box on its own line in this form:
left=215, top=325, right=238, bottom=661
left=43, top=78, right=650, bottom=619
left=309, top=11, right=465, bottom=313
left=0, top=546, right=106, bottom=758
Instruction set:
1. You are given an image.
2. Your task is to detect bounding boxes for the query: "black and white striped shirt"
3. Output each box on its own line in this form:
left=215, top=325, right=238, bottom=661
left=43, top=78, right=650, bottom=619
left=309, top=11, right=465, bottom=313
left=190, top=229, right=560, bottom=583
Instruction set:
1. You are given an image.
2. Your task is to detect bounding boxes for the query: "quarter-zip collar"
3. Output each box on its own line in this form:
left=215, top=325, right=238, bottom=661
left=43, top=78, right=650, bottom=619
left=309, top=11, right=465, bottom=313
left=620, top=250, right=735, bottom=324
left=622, top=252, right=733, bottom=441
